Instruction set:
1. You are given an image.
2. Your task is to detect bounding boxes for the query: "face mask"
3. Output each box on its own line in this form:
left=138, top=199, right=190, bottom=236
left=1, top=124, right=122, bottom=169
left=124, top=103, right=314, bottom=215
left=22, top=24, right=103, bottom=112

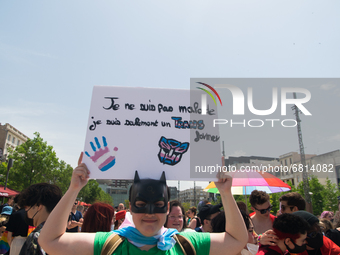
left=130, top=171, right=169, bottom=214
left=246, top=243, right=259, bottom=255
left=24, top=207, right=39, bottom=226
left=307, top=232, right=323, bottom=249
left=285, top=238, right=306, bottom=254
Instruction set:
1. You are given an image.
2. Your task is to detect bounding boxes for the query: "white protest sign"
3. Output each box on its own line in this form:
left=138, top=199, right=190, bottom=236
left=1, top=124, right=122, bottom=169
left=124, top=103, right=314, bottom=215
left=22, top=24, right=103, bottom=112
left=83, top=86, right=221, bottom=181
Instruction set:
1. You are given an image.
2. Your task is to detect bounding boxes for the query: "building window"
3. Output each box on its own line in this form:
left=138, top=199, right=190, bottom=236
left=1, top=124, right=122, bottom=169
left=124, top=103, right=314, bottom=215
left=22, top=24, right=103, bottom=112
left=285, top=159, right=287, bottom=166
left=12, top=137, right=15, bottom=144
left=17, top=140, right=20, bottom=146
left=8, top=134, right=11, bottom=141
left=290, top=158, right=292, bottom=164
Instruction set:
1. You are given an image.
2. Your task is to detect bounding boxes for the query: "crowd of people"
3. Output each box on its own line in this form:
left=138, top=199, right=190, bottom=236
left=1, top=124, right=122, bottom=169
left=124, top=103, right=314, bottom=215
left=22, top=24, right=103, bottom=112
left=0, top=155, right=340, bottom=255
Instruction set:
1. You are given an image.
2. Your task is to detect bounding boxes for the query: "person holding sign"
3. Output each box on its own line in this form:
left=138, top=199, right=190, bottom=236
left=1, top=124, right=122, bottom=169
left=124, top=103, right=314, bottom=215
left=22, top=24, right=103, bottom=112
left=38, top=153, right=248, bottom=255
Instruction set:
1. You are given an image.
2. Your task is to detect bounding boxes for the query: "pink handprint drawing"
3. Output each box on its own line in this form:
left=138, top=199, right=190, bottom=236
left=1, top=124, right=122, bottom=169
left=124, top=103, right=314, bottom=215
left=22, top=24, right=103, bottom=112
left=85, top=136, right=118, bottom=171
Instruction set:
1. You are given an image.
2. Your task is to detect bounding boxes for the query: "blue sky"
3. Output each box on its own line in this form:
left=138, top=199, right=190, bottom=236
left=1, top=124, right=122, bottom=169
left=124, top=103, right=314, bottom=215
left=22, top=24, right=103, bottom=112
left=1, top=1, right=339, bottom=190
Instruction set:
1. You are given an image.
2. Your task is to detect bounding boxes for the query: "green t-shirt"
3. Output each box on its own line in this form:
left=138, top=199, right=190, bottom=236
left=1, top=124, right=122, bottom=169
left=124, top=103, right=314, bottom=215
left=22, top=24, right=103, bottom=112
left=94, top=231, right=211, bottom=255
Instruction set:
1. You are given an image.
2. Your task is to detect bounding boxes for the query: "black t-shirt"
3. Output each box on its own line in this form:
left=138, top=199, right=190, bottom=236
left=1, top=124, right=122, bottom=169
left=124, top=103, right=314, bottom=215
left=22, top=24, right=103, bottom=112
left=6, top=208, right=29, bottom=237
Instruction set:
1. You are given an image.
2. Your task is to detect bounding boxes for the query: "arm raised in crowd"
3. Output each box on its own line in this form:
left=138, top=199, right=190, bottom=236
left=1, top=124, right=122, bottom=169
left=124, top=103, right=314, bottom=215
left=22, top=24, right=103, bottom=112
left=209, top=172, right=248, bottom=255
left=39, top=153, right=95, bottom=255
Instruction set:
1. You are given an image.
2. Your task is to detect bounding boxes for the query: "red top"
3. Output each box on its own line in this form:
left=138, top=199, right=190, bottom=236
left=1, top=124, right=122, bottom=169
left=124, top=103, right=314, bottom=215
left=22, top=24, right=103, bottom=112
left=256, top=244, right=288, bottom=255
left=299, top=236, right=340, bottom=255
left=249, top=212, right=277, bottom=223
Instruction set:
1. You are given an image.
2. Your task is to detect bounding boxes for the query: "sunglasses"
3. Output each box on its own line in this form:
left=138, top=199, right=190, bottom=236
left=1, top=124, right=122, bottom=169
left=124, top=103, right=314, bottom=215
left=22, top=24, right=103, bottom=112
left=281, top=205, right=294, bottom=211
left=74, top=202, right=78, bottom=205
left=254, top=205, right=273, bottom=214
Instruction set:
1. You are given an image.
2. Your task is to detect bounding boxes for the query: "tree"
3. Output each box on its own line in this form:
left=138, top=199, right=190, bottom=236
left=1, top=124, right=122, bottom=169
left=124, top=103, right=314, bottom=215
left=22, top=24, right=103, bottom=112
left=181, top=202, right=191, bottom=212
left=124, top=199, right=130, bottom=210
left=297, top=176, right=325, bottom=216
left=78, top=179, right=113, bottom=205
left=234, top=195, right=252, bottom=213
left=322, top=178, right=340, bottom=212
left=8, top=132, right=69, bottom=191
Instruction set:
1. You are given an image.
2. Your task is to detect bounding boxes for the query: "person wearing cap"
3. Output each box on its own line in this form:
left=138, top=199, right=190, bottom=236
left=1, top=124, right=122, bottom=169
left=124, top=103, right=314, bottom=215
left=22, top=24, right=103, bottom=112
left=5, top=204, right=29, bottom=255
left=1, top=206, right=13, bottom=217
left=0, top=196, right=14, bottom=215
left=114, top=210, right=126, bottom=230
left=195, top=203, right=222, bottom=233
left=292, top=211, right=340, bottom=255
left=0, top=206, right=13, bottom=254
left=38, top=153, right=248, bottom=255
left=249, top=190, right=275, bottom=235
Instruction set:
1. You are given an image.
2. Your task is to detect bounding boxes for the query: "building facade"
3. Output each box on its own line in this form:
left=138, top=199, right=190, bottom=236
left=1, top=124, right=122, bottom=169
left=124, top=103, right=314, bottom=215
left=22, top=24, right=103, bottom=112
left=169, top=186, right=178, bottom=200
left=97, top=179, right=132, bottom=206
left=277, top=151, right=340, bottom=187
left=0, top=123, right=29, bottom=161
left=178, top=186, right=210, bottom=206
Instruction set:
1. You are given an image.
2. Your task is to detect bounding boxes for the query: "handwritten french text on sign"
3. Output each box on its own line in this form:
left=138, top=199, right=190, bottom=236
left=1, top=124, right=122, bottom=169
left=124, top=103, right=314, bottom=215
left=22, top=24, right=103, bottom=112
left=83, top=86, right=221, bottom=180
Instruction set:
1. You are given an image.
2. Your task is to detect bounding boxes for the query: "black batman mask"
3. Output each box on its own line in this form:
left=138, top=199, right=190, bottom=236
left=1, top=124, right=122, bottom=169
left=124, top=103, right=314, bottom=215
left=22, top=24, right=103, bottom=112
left=129, top=171, right=169, bottom=214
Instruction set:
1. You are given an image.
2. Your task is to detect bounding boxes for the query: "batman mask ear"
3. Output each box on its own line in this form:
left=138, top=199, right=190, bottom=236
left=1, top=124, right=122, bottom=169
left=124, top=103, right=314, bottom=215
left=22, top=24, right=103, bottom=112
left=134, top=171, right=140, bottom=183
left=160, top=171, right=166, bottom=184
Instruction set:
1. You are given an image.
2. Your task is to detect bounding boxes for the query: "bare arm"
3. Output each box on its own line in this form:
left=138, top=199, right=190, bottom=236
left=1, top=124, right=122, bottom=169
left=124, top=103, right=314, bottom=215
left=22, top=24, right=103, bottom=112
left=209, top=173, right=248, bottom=255
left=188, top=218, right=197, bottom=230
left=67, top=220, right=83, bottom=229
left=39, top=153, right=96, bottom=255
left=7, top=231, right=12, bottom=246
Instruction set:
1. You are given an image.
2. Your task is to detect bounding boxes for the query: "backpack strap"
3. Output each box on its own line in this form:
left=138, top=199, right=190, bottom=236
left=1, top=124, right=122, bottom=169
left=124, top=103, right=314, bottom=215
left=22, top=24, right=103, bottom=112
left=100, top=233, right=125, bottom=255
left=100, top=233, right=196, bottom=255
left=173, top=234, right=196, bottom=255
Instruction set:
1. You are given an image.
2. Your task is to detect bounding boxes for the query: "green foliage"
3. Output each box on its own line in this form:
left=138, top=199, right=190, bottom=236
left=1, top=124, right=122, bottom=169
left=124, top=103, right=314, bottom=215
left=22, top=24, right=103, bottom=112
left=124, top=199, right=130, bottom=210
left=210, top=194, right=222, bottom=206
left=322, top=178, right=340, bottom=212
left=181, top=202, right=191, bottom=212
left=97, top=190, right=114, bottom=205
left=296, top=176, right=326, bottom=216
left=4, top=132, right=113, bottom=205
left=7, top=132, right=71, bottom=192
left=270, top=193, right=280, bottom=215
left=78, top=179, right=113, bottom=205
left=234, top=195, right=252, bottom=213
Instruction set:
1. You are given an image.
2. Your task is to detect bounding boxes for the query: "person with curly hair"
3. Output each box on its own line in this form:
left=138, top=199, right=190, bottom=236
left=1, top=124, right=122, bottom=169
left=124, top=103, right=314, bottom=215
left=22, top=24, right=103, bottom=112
left=257, top=213, right=309, bottom=255
left=187, top=206, right=201, bottom=230
left=249, top=190, right=275, bottom=235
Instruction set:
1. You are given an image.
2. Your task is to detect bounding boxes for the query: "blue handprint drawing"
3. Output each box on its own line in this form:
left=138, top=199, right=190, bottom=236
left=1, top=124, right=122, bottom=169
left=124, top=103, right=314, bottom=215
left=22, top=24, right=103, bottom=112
left=85, top=136, right=118, bottom=171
